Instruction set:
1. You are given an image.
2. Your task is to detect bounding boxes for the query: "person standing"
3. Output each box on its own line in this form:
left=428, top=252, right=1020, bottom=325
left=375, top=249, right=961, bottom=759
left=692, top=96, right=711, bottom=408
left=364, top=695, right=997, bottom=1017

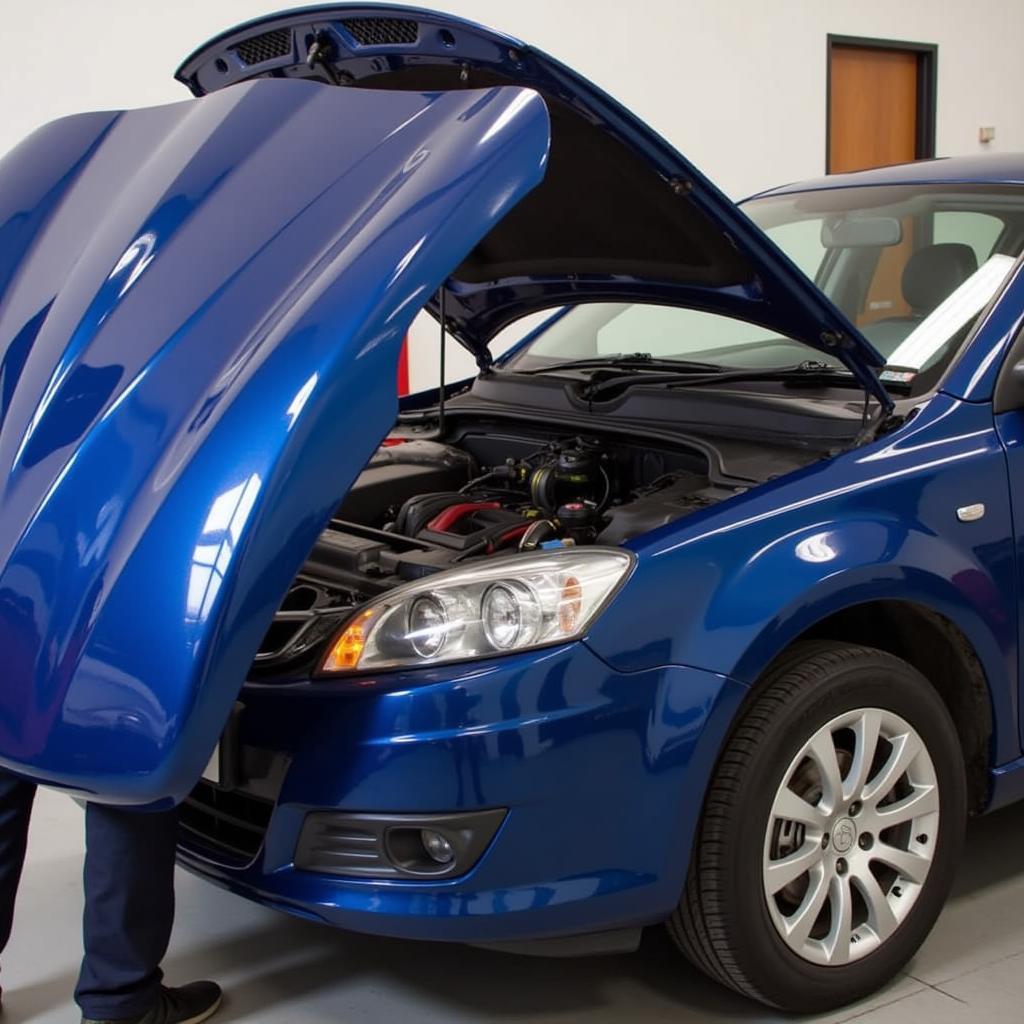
left=0, top=770, right=222, bottom=1024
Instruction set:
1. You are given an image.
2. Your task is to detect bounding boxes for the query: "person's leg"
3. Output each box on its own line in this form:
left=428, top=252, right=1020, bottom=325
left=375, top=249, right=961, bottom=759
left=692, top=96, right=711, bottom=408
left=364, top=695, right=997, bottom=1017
left=0, top=771, right=37, bottom=995
left=74, top=803, right=178, bottom=1021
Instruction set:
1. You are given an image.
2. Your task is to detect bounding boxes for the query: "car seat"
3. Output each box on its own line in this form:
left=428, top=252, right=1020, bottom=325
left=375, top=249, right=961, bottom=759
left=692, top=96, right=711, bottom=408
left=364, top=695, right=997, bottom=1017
left=861, top=242, right=979, bottom=359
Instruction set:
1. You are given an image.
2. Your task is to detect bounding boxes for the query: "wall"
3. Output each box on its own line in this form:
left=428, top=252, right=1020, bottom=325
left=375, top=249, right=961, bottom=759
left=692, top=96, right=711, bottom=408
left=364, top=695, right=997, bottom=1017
left=3, top=0, right=1022, bottom=388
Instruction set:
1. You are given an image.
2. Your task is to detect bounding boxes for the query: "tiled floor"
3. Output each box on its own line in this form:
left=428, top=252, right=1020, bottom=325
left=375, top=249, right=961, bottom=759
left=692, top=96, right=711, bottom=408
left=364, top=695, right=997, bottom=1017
left=4, top=788, right=1023, bottom=1022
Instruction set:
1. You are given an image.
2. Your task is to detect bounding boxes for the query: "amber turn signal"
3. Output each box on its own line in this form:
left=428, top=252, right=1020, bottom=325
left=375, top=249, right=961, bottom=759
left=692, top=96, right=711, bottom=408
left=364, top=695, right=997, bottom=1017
left=557, top=574, right=583, bottom=634
left=322, top=608, right=377, bottom=673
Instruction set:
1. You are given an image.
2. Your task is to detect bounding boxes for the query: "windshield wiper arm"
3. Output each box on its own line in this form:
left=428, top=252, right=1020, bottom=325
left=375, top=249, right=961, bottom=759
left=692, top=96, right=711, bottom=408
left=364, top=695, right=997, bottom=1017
left=519, top=352, right=727, bottom=375
left=580, top=360, right=858, bottom=401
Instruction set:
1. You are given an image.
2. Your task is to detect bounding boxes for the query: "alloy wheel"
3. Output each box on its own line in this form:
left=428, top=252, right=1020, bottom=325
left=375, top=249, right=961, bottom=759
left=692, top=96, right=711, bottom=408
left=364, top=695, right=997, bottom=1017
left=762, top=707, right=940, bottom=966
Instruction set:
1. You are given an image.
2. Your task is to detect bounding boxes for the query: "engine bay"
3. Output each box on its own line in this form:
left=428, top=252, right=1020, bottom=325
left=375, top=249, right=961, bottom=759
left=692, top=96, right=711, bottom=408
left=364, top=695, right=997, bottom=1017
left=252, top=425, right=740, bottom=675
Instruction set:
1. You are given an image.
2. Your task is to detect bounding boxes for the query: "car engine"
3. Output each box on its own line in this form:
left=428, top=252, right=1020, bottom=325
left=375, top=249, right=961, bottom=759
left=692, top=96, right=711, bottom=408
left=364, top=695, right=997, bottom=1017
left=252, top=429, right=735, bottom=676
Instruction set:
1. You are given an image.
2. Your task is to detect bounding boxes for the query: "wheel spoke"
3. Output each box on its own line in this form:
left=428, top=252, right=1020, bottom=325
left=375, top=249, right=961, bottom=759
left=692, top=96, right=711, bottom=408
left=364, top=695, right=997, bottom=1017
left=765, top=840, right=824, bottom=895
left=807, top=730, right=844, bottom=813
left=823, top=874, right=853, bottom=964
left=863, top=730, right=922, bottom=806
left=844, top=709, right=883, bottom=801
left=872, top=783, right=939, bottom=830
left=761, top=704, right=941, bottom=968
left=853, top=868, right=899, bottom=943
left=771, top=785, right=827, bottom=829
left=871, top=841, right=932, bottom=884
left=783, top=863, right=829, bottom=948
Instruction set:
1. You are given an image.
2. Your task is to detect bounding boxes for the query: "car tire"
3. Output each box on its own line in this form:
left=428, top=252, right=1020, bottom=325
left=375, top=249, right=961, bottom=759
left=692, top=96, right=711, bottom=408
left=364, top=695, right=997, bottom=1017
left=668, top=642, right=967, bottom=1012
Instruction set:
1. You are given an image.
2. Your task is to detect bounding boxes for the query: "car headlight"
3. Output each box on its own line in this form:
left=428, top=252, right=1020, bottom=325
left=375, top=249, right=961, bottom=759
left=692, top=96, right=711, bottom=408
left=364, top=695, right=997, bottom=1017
left=318, top=548, right=634, bottom=674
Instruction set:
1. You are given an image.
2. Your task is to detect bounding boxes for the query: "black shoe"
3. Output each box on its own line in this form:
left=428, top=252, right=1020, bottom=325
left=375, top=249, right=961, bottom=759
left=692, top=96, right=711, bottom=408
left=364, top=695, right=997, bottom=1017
left=82, top=981, right=222, bottom=1024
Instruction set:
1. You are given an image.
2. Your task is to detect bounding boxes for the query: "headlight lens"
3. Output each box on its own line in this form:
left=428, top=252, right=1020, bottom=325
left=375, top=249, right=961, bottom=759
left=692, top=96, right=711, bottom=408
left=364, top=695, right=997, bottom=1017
left=482, top=581, right=542, bottom=650
left=407, top=595, right=450, bottom=658
left=319, top=548, right=633, bottom=674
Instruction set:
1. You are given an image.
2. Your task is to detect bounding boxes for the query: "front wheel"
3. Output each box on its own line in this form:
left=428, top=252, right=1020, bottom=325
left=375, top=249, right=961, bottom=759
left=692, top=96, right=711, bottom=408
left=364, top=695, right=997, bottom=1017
left=669, top=643, right=967, bottom=1012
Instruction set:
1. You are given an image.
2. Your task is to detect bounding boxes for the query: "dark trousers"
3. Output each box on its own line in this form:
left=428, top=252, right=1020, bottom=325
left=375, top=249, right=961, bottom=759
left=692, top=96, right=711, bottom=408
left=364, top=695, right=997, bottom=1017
left=0, top=770, right=178, bottom=1019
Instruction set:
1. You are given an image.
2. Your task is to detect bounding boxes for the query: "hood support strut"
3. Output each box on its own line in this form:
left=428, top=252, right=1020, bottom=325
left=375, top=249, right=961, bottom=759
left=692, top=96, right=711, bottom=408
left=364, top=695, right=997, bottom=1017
left=438, top=287, right=447, bottom=434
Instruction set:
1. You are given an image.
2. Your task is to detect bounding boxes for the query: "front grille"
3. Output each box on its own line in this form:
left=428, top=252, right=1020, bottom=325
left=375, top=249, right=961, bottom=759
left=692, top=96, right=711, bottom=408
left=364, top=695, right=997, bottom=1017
left=341, top=17, right=419, bottom=46
left=180, top=780, right=273, bottom=865
left=254, top=579, right=353, bottom=667
left=234, top=28, right=292, bottom=66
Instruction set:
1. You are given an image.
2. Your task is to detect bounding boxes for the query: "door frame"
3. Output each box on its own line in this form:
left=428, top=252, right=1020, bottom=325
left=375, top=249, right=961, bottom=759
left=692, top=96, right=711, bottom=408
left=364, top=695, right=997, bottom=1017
left=825, top=34, right=938, bottom=173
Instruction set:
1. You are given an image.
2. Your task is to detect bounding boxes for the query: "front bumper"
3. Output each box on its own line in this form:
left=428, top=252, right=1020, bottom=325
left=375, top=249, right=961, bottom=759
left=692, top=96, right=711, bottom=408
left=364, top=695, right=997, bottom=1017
left=177, top=642, right=745, bottom=945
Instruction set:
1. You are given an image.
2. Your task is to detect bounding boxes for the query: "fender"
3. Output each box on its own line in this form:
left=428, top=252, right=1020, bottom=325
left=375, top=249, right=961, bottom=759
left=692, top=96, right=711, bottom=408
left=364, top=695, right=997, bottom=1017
left=586, top=393, right=1017, bottom=760
left=720, top=525, right=1010, bottom=688
left=723, top=557, right=1014, bottom=762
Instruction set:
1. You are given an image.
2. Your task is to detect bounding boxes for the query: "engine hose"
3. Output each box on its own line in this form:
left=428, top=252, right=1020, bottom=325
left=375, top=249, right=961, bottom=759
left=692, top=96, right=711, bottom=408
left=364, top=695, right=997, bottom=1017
left=460, top=471, right=498, bottom=493
left=529, top=465, right=558, bottom=513
left=596, top=466, right=611, bottom=512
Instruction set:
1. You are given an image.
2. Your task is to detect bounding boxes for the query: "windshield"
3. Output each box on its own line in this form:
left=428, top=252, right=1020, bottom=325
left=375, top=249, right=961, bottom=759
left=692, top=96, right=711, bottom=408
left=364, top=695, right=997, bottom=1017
left=504, top=184, right=1024, bottom=396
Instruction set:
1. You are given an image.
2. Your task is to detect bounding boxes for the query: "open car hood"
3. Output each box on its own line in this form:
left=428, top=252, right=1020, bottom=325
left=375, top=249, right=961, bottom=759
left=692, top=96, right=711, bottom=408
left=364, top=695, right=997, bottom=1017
left=177, top=4, right=891, bottom=408
left=0, top=77, right=549, bottom=803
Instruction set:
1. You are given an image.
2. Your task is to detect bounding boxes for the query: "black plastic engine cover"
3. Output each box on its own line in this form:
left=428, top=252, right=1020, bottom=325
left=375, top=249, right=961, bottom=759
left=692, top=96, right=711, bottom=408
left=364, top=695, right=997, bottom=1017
left=335, top=440, right=476, bottom=525
left=597, top=474, right=730, bottom=545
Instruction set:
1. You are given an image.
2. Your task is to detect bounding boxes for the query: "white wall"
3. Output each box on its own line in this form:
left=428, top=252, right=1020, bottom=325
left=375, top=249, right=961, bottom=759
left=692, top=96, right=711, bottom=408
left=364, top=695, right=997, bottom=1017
left=3, top=0, right=1023, bottom=389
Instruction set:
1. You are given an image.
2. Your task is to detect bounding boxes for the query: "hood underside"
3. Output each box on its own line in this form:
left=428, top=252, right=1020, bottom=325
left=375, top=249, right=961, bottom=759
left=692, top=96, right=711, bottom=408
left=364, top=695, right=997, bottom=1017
left=176, top=4, right=890, bottom=406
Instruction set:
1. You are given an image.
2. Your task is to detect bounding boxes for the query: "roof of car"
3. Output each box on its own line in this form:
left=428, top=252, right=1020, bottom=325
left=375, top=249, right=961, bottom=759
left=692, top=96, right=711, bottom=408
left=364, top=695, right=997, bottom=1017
left=749, top=152, right=1024, bottom=200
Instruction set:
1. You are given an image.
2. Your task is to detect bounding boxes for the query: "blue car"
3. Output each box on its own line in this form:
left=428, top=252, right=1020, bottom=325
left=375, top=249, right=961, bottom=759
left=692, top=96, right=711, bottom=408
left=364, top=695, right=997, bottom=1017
left=2, top=3, right=1024, bottom=1013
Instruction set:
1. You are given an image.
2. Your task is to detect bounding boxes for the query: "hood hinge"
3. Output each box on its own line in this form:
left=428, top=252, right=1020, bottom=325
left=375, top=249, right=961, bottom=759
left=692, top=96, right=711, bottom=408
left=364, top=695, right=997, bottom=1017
left=475, top=347, right=494, bottom=374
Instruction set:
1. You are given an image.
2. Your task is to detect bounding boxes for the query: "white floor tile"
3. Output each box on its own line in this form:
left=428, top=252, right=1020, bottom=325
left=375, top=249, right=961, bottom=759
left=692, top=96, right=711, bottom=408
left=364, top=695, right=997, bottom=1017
left=935, top=948, right=1024, bottom=1014
left=843, top=987, right=970, bottom=1024
left=903, top=801, right=1024, bottom=986
left=1, top=789, right=1022, bottom=1022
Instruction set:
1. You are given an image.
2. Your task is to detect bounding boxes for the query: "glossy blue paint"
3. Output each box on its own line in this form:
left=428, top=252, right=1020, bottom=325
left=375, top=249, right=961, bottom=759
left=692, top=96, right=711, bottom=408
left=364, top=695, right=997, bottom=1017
left=0, top=77, right=550, bottom=803
left=176, top=366, right=1024, bottom=942
left=995, top=399, right=1024, bottom=751
left=3, top=5, right=1024, bottom=954
left=988, top=753, right=1024, bottom=811
left=179, top=645, right=746, bottom=941
left=751, top=152, right=1024, bottom=200
left=580, top=389, right=1020, bottom=762
left=183, top=351, right=1024, bottom=944
left=175, top=4, right=892, bottom=407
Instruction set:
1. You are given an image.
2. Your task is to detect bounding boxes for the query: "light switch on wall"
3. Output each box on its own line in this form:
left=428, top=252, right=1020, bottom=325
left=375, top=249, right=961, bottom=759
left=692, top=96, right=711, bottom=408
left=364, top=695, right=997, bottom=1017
left=979, top=125, right=996, bottom=143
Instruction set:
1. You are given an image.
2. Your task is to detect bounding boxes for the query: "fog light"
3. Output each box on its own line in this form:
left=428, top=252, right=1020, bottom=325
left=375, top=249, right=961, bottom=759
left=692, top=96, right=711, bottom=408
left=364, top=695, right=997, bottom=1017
left=420, top=829, right=455, bottom=865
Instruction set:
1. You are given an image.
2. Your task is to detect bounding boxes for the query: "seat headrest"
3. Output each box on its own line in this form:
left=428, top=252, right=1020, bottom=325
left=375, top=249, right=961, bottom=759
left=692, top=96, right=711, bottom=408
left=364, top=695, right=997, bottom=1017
left=901, top=243, right=978, bottom=315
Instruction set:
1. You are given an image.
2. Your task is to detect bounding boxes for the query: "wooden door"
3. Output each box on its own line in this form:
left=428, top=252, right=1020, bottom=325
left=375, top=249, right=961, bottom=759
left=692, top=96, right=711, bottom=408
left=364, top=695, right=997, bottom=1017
left=828, top=40, right=935, bottom=322
left=829, top=44, right=921, bottom=173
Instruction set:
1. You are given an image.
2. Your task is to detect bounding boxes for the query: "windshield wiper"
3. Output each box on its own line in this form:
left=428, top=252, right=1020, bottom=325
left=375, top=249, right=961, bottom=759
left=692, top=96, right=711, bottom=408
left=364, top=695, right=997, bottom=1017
left=579, top=360, right=860, bottom=401
left=519, top=352, right=727, bottom=375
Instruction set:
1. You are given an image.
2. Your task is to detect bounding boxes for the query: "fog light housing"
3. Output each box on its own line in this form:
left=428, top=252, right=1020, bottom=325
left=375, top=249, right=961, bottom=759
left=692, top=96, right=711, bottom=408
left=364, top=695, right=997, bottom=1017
left=295, top=809, right=507, bottom=880
left=420, top=829, right=455, bottom=865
